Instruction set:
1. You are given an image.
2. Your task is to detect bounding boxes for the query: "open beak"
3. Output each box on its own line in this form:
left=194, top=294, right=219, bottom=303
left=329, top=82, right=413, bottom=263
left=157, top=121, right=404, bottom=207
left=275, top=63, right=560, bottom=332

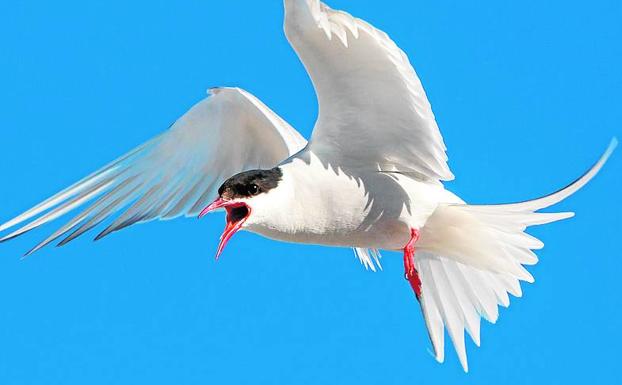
left=199, top=197, right=251, bottom=259
left=198, top=197, right=229, bottom=217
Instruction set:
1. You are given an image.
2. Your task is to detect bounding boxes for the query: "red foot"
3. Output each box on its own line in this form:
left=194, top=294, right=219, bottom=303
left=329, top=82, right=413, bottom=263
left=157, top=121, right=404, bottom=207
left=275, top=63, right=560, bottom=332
left=404, top=228, right=422, bottom=300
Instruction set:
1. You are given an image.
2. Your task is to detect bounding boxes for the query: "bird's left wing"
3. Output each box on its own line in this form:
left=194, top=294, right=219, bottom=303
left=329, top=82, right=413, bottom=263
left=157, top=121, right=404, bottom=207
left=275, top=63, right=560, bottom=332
left=0, top=87, right=306, bottom=254
left=284, top=0, right=453, bottom=181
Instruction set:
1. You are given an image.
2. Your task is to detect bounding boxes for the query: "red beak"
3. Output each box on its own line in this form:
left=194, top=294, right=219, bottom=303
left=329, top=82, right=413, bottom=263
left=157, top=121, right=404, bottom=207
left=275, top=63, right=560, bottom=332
left=199, top=197, right=251, bottom=260
left=198, top=197, right=229, bottom=218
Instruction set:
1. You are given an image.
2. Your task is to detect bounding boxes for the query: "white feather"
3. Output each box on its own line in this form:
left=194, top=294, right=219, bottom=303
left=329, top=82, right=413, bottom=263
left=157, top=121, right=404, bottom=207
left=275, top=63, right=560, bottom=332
left=284, top=0, right=453, bottom=181
left=0, top=88, right=306, bottom=252
left=414, top=140, right=616, bottom=371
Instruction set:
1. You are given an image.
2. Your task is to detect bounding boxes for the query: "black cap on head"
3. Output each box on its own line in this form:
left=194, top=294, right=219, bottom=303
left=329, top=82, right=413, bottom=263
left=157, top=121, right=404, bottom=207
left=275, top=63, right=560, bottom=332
left=218, top=167, right=283, bottom=200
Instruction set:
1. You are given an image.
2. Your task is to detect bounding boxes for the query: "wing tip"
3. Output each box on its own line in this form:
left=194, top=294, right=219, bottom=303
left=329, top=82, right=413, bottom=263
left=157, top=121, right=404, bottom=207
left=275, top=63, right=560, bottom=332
left=93, top=232, right=107, bottom=242
left=56, top=238, right=71, bottom=248
left=23, top=246, right=40, bottom=258
left=0, top=228, right=32, bottom=244
left=94, top=224, right=118, bottom=242
left=0, top=222, right=12, bottom=233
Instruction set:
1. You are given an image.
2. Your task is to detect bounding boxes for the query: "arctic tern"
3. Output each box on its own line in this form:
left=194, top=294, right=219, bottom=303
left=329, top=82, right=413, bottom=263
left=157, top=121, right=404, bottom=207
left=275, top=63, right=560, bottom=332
left=1, top=0, right=616, bottom=372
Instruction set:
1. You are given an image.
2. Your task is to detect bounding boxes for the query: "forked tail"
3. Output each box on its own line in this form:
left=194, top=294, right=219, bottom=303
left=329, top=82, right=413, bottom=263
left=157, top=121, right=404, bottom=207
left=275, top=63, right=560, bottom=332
left=414, top=139, right=617, bottom=372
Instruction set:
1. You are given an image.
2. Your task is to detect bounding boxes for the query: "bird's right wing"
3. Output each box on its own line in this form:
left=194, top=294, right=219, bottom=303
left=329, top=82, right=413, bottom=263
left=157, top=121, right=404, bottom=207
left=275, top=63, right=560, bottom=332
left=284, top=0, right=452, bottom=181
left=0, top=87, right=307, bottom=254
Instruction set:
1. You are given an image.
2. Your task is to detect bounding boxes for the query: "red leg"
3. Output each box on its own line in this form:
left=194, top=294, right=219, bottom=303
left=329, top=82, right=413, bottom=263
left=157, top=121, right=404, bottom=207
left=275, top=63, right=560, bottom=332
left=404, top=228, right=422, bottom=300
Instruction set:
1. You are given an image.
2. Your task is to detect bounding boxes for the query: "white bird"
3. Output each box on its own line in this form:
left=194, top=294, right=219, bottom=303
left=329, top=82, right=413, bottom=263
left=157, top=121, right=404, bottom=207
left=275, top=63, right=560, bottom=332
left=0, top=0, right=616, bottom=372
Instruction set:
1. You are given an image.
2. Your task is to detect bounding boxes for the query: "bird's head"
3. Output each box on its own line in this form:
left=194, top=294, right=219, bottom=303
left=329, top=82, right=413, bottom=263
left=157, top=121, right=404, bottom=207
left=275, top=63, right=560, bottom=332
left=199, top=167, right=283, bottom=258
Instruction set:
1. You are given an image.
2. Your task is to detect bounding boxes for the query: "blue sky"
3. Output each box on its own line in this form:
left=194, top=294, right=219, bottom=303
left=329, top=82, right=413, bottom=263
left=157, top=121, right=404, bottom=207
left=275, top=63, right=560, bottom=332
left=0, top=0, right=620, bottom=384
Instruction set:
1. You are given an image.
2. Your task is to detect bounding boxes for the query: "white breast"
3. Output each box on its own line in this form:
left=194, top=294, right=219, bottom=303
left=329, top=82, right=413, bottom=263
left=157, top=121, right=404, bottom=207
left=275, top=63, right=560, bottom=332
left=244, top=150, right=448, bottom=250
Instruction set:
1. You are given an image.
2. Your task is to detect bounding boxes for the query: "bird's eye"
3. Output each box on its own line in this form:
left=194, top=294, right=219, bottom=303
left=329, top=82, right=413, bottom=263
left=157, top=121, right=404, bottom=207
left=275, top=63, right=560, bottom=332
left=249, top=184, right=260, bottom=195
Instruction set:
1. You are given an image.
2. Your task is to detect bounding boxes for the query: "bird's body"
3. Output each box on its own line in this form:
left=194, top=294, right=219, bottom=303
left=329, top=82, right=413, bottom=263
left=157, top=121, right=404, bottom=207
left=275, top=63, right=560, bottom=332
left=245, top=152, right=448, bottom=251
left=1, top=0, right=616, bottom=372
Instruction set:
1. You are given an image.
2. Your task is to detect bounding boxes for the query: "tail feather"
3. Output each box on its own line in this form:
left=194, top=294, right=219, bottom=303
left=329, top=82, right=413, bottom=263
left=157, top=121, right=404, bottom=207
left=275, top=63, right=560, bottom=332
left=493, top=137, right=617, bottom=212
left=415, top=139, right=616, bottom=372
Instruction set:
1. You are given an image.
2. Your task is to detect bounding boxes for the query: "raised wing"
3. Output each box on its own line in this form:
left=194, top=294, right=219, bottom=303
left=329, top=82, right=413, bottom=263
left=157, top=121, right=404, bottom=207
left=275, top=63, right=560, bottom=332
left=284, top=0, right=453, bottom=181
left=0, top=87, right=306, bottom=254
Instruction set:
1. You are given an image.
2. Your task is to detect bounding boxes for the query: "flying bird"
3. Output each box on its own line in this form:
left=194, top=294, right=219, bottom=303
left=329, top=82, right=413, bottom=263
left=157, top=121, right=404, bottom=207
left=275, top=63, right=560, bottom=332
left=0, top=0, right=616, bottom=372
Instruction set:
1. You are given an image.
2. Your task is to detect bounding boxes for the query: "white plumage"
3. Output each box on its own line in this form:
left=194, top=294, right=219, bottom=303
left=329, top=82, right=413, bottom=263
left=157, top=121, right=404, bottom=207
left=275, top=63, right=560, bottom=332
left=0, top=0, right=615, bottom=372
left=0, top=88, right=306, bottom=254
left=285, top=0, right=452, bottom=181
